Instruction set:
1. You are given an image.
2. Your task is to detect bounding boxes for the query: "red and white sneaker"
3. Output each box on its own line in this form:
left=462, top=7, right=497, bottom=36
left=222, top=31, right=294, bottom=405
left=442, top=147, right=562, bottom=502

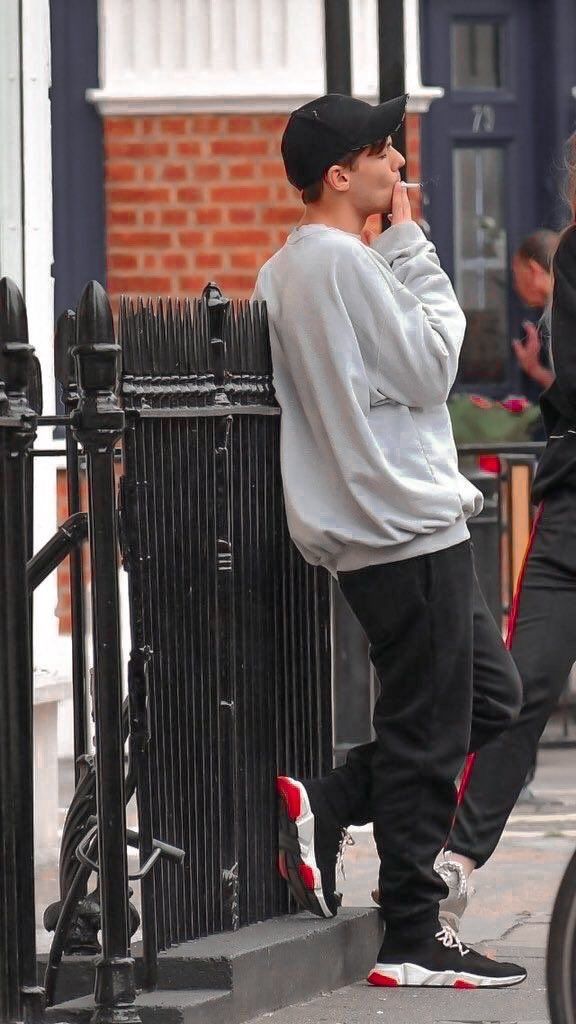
left=367, top=925, right=527, bottom=988
left=276, top=775, right=348, bottom=919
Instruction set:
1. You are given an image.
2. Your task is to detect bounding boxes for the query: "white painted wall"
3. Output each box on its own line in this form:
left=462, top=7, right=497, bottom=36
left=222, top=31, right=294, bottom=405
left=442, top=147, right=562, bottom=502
left=0, top=2, right=74, bottom=769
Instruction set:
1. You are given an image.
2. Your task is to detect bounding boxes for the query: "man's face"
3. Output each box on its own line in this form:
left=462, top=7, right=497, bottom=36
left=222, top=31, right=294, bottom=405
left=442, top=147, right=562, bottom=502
left=512, top=255, right=553, bottom=307
left=338, top=137, right=406, bottom=216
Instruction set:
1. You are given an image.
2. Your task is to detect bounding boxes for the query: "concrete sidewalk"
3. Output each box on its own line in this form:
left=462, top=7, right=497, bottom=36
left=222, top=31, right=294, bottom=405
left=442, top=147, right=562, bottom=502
left=245, top=747, right=575, bottom=1024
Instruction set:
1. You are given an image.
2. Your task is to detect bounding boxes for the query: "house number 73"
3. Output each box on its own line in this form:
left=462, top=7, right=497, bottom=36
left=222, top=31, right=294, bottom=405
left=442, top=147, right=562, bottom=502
left=472, top=104, right=496, bottom=133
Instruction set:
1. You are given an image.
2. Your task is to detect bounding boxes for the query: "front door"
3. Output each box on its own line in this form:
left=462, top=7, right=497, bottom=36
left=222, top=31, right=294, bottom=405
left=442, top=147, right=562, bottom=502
left=420, top=0, right=538, bottom=396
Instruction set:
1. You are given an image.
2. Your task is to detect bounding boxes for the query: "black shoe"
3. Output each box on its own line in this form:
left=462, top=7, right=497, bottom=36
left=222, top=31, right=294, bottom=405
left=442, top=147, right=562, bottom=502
left=367, top=924, right=527, bottom=988
left=276, top=776, right=349, bottom=918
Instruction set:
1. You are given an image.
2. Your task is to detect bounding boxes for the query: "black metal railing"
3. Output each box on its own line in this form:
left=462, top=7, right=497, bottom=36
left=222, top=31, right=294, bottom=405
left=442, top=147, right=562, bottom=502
left=119, top=287, right=332, bottom=964
left=0, top=276, right=332, bottom=1023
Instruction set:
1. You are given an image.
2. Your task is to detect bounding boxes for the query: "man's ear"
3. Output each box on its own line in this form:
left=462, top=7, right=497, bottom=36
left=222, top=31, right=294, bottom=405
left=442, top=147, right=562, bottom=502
left=324, top=164, right=351, bottom=193
left=527, top=258, right=544, bottom=278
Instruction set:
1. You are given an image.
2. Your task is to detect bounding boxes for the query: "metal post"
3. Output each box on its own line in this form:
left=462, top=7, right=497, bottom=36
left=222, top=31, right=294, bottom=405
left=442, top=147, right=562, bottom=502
left=206, top=284, right=239, bottom=931
left=377, top=0, right=406, bottom=152
left=71, top=281, right=140, bottom=1024
left=55, top=309, right=89, bottom=776
left=0, top=277, right=44, bottom=1024
left=324, top=0, right=351, bottom=94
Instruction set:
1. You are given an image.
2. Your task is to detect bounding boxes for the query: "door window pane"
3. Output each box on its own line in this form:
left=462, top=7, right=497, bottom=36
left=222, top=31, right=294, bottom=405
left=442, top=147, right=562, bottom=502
left=453, top=147, right=508, bottom=383
left=451, top=21, right=503, bottom=90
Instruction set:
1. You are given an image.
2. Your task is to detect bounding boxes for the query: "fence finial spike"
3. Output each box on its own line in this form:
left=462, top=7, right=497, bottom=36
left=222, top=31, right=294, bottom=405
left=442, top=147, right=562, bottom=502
left=74, top=281, right=120, bottom=394
left=75, top=280, right=115, bottom=350
left=0, top=276, right=35, bottom=405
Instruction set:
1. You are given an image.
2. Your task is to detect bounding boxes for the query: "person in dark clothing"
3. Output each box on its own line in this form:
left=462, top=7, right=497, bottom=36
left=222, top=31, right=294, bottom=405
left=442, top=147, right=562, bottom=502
left=511, top=230, right=557, bottom=399
left=433, top=138, right=576, bottom=930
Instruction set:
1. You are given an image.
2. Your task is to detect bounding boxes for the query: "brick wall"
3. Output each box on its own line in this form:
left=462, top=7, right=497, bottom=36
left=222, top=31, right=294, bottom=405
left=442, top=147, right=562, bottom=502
left=104, top=113, right=299, bottom=306
left=104, top=111, right=423, bottom=306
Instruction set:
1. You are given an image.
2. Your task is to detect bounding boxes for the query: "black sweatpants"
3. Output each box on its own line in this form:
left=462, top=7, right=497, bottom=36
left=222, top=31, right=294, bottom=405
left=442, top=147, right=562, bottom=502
left=448, top=487, right=576, bottom=867
left=315, top=540, right=521, bottom=942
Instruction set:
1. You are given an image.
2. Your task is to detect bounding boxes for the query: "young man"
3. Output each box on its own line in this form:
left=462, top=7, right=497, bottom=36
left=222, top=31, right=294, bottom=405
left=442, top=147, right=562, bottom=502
left=252, top=93, right=526, bottom=988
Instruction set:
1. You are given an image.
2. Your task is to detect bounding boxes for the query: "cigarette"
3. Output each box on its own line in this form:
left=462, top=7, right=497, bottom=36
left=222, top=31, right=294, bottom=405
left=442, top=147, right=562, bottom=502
left=402, top=182, right=422, bottom=189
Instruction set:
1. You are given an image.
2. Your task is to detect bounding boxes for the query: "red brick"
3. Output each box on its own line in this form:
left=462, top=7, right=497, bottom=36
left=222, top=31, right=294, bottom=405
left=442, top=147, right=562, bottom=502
left=142, top=165, right=157, bottom=182
left=143, top=210, right=157, bottom=225
left=196, top=252, right=223, bottom=270
left=108, top=187, right=171, bottom=204
left=108, top=253, right=139, bottom=270
left=106, top=118, right=137, bottom=137
left=228, top=163, right=254, bottom=179
left=211, top=186, right=269, bottom=203
left=144, top=254, right=158, bottom=270
left=176, top=141, right=202, bottom=156
left=193, top=163, right=222, bottom=181
left=160, top=117, right=188, bottom=134
left=260, top=115, right=289, bottom=132
left=109, top=230, right=171, bottom=247
left=178, top=230, right=205, bottom=247
left=163, top=164, right=188, bottom=181
left=261, top=161, right=285, bottom=178
left=108, top=275, right=172, bottom=293
left=163, top=252, right=188, bottom=270
left=160, top=208, right=189, bottom=226
left=108, top=163, right=137, bottom=183
left=108, top=209, right=137, bottom=226
left=227, top=116, right=255, bottom=133
left=228, top=208, right=256, bottom=224
left=262, top=207, right=299, bottom=225
left=230, top=251, right=260, bottom=270
left=213, top=229, right=270, bottom=246
left=217, top=274, right=257, bottom=293
left=106, top=141, right=169, bottom=158
left=142, top=117, right=160, bottom=136
left=196, top=207, right=222, bottom=225
left=192, top=116, right=223, bottom=134
left=211, top=139, right=268, bottom=157
left=178, top=275, right=207, bottom=292
left=176, top=187, right=203, bottom=203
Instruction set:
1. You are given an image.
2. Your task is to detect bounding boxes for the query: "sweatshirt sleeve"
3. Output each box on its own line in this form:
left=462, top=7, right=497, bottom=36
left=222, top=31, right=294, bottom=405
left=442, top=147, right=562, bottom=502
left=336, top=223, right=466, bottom=408
left=551, top=225, right=576, bottom=412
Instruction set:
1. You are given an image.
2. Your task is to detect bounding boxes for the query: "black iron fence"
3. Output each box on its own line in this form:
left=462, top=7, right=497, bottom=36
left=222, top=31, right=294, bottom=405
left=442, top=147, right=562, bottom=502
left=0, top=277, right=332, bottom=1023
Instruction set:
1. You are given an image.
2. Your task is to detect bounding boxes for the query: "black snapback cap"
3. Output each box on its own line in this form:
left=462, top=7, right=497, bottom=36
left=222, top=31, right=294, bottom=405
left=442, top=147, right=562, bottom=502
left=281, top=93, right=408, bottom=191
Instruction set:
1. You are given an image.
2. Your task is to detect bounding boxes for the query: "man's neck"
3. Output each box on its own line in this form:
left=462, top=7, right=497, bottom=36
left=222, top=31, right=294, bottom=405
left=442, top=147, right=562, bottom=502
left=297, top=204, right=367, bottom=236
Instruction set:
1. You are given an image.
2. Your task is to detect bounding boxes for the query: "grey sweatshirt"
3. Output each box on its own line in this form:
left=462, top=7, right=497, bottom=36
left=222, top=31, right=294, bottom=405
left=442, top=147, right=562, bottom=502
left=252, top=221, right=482, bottom=575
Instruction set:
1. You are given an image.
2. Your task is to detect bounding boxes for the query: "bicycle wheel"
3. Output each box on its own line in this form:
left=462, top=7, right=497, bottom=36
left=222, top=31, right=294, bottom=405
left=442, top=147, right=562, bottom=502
left=547, top=845, right=576, bottom=1024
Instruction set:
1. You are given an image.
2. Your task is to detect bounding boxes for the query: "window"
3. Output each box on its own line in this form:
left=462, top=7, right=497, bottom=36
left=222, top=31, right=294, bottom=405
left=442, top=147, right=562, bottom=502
left=451, top=20, right=503, bottom=91
left=453, top=147, right=508, bottom=383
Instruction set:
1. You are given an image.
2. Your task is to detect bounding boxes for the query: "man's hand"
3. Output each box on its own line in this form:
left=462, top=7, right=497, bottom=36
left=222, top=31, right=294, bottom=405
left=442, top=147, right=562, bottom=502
left=388, top=181, right=413, bottom=226
left=512, top=321, right=554, bottom=389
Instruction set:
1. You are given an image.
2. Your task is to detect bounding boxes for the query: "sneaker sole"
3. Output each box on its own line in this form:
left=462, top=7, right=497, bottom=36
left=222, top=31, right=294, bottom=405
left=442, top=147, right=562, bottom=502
left=276, top=776, right=335, bottom=919
left=367, top=963, right=526, bottom=988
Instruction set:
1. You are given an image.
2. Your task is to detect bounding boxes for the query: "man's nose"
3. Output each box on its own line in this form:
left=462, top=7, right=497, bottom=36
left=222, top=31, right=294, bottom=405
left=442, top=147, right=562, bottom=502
left=391, top=148, right=406, bottom=170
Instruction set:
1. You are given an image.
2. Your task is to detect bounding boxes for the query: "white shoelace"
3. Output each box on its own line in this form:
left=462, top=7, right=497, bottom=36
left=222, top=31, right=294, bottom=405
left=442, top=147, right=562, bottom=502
left=435, top=923, right=469, bottom=956
left=336, top=829, right=355, bottom=879
left=436, top=857, right=475, bottom=899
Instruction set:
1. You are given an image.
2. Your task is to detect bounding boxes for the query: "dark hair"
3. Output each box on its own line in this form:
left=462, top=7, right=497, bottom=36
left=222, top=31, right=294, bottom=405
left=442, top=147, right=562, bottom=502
left=301, top=138, right=389, bottom=205
left=516, top=229, right=559, bottom=272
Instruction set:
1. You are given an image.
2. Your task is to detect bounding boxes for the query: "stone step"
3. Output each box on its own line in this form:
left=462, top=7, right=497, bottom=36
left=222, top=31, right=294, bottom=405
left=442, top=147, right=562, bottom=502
left=48, top=988, right=231, bottom=1024
left=45, top=907, right=382, bottom=1024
